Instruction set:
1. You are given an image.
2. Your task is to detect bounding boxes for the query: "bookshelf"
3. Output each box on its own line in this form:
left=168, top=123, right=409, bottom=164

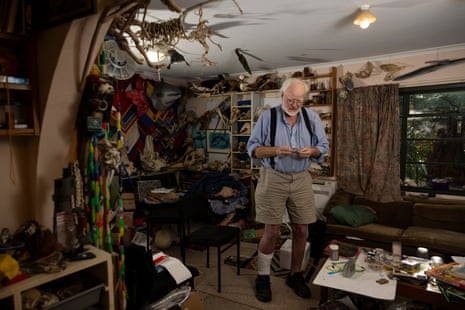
left=0, top=0, right=39, bottom=136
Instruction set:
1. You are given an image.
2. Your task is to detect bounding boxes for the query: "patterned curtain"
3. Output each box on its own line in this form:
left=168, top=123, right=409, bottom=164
left=336, top=84, right=402, bottom=202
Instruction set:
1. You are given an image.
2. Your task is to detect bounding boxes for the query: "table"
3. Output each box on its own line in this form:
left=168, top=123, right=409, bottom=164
left=313, top=251, right=464, bottom=309
left=313, top=251, right=397, bottom=301
left=396, top=281, right=464, bottom=310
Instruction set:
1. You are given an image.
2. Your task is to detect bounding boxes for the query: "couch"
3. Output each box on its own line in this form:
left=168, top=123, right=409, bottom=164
left=322, top=189, right=465, bottom=259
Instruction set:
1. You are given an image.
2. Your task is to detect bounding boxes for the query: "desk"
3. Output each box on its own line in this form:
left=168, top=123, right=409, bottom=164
left=313, top=251, right=397, bottom=301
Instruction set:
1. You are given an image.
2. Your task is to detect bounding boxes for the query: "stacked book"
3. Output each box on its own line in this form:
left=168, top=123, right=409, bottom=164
left=425, top=262, right=465, bottom=303
left=0, top=75, right=29, bottom=85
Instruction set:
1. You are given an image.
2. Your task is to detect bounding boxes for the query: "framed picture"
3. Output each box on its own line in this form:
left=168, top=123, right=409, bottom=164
left=33, top=0, right=97, bottom=29
left=207, top=130, right=230, bottom=153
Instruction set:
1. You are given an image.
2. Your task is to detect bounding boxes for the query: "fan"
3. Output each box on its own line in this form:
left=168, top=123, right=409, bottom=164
left=102, top=40, right=136, bottom=80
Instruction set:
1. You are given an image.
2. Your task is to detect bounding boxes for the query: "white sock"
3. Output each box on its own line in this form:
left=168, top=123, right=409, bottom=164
left=257, top=250, right=274, bottom=276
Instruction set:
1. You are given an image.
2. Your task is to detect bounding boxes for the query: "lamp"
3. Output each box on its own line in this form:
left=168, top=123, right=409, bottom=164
left=146, top=49, right=168, bottom=63
left=353, top=5, right=376, bottom=29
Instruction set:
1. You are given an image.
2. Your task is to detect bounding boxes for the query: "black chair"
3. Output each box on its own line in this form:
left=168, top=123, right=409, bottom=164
left=183, top=224, right=241, bottom=293
left=138, top=188, right=241, bottom=293
left=134, top=180, right=184, bottom=250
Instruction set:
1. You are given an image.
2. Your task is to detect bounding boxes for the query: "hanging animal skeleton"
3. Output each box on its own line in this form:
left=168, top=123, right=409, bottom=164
left=107, top=0, right=243, bottom=70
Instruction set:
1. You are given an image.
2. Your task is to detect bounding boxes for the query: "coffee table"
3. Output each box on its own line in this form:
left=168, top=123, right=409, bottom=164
left=313, top=251, right=464, bottom=309
left=396, top=280, right=464, bottom=310
left=313, top=251, right=397, bottom=301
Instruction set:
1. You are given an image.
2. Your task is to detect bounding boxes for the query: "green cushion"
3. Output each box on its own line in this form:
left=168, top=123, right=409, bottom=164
left=330, top=204, right=377, bottom=227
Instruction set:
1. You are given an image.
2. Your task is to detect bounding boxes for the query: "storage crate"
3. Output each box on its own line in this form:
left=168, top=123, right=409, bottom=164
left=279, top=239, right=310, bottom=270
left=44, top=283, right=105, bottom=310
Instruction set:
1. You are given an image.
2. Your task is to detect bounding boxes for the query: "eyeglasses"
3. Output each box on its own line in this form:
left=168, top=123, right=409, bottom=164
left=283, top=93, right=304, bottom=105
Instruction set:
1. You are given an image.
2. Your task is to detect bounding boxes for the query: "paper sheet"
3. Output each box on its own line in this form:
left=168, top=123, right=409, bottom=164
left=159, top=256, right=192, bottom=285
left=452, top=256, right=465, bottom=264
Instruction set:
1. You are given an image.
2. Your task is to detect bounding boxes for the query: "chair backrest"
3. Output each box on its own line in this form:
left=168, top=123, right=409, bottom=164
left=135, top=180, right=162, bottom=202
left=177, top=194, right=211, bottom=223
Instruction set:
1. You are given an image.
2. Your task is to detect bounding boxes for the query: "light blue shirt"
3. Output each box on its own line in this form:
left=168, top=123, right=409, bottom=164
left=247, top=105, right=329, bottom=173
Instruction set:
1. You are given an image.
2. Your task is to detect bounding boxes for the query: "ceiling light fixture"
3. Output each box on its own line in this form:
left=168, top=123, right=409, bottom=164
left=146, top=49, right=168, bottom=64
left=354, top=4, right=376, bottom=29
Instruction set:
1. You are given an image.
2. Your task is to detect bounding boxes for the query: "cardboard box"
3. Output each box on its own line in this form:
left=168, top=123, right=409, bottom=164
left=164, top=290, right=204, bottom=310
left=180, top=290, right=204, bottom=310
left=122, top=193, right=136, bottom=210
left=279, top=239, right=310, bottom=270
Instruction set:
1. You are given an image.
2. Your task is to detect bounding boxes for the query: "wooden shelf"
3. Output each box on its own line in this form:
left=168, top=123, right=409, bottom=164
left=0, top=31, right=40, bottom=137
left=0, top=84, right=31, bottom=91
left=0, top=246, right=115, bottom=310
left=306, top=67, right=337, bottom=177
left=0, top=128, right=35, bottom=136
left=0, top=33, right=30, bottom=46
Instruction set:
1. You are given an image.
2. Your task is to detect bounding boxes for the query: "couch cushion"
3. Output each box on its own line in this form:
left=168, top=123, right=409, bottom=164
left=412, top=203, right=465, bottom=234
left=401, top=226, right=465, bottom=256
left=326, top=223, right=404, bottom=243
left=330, top=204, right=377, bottom=227
left=323, top=190, right=355, bottom=224
left=353, top=197, right=413, bottom=228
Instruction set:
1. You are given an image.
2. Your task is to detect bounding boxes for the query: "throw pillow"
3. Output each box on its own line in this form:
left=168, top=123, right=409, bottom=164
left=330, top=204, right=377, bottom=227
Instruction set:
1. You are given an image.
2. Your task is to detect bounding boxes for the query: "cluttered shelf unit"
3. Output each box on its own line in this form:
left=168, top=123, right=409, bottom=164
left=0, top=31, right=40, bottom=136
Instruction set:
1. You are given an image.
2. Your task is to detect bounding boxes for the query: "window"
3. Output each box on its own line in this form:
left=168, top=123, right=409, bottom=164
left=400, top=83, right=465, bottom=196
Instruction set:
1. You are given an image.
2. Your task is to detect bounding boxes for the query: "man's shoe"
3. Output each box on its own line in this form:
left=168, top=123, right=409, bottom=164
left=255, top=275, right=272, bottom=302
left=286, top=272, right=311, bottom=298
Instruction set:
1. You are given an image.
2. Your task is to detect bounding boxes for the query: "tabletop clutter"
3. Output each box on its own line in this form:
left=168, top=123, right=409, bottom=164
left=317, top=240, right=465, bottom=303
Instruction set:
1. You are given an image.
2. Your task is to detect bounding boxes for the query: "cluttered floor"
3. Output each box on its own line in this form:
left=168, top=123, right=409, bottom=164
left=154, top=224, right=440, bottom=310
left=162, top=237, right=322, bottom=310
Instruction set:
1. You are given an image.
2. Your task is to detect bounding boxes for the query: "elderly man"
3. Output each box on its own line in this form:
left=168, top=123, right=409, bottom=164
left=247, top=78, right=329, bottom=302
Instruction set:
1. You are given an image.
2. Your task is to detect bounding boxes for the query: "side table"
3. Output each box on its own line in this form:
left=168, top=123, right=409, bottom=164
left=397, top=280, right=464, bottom=310
left=313, top=251, right=464, bottom=309
left=313, top=251, right=397, bottom=301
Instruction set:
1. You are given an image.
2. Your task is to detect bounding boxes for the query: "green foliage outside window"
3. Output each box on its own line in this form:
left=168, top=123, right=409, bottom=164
left=400, top=83, right=465, bottom=195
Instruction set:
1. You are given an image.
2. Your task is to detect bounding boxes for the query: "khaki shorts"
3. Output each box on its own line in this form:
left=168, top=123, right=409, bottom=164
left=254, top=167, right=316, bottom=225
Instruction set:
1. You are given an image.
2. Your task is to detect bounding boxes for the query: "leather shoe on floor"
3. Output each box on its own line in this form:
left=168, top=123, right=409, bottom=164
left=255, top=275, right=272, bottom=302
left=286, top=272, right=311, bottom=298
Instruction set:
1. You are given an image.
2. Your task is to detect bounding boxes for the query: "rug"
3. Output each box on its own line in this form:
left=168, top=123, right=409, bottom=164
left=224, top=250, right=315, bottom=279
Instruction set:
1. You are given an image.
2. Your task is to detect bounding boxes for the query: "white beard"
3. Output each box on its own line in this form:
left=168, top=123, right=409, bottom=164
left=283, top=106, right=299, bottom=117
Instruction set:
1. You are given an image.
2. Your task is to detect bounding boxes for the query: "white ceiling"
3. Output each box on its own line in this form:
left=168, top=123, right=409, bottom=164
left=141, top=0, right=465, bottom=83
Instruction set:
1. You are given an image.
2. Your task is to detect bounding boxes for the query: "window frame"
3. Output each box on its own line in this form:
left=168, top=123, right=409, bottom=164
left=399, top=82, right=465, bottom=196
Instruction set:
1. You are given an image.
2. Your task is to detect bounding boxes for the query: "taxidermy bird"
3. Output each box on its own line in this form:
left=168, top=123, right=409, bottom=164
left=354, top=61, right=374, bottom=79
left=235, top=48, right=263, bottom=75
left=380, top=63, right=406, bottom=81
left=167, top=49, right=189, bottom=69
left=151, top=80, right=182, bottom=111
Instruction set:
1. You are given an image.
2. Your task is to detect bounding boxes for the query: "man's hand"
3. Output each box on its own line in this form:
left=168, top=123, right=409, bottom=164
left=276, top=146, right=294, bottom=158
left=296, top=147, right=320, bottom=158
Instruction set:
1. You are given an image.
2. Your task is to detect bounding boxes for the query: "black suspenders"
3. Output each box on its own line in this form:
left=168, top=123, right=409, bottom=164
left=269, top=107, right=315, bottom=169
